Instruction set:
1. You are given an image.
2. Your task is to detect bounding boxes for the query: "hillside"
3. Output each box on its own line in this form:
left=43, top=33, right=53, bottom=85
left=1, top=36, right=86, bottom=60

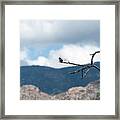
left=20, top=80, right=100, bottom=100
left=20, top=62, right=100, bottom=95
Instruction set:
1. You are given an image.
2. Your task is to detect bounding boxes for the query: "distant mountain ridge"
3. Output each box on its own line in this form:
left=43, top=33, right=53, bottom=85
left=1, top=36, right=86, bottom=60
left=20, top=62, right=100, bottom=95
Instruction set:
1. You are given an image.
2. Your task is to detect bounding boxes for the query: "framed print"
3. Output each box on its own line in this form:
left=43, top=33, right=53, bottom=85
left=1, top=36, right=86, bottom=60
left=0, top=0, right=120, bottom=119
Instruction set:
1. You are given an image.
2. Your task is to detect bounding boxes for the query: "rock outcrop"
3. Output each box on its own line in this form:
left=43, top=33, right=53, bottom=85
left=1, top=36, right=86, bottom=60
left=20, top=80, right=100, bottom=100
left=20, top=85, right=51, bottom=100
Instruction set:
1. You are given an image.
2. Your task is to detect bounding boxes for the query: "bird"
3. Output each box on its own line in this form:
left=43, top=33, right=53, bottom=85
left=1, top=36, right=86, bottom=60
left=59, top=57, right=63, bottom=63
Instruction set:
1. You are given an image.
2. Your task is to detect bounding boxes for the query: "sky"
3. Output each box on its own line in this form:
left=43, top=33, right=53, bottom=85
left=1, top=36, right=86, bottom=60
left=20, top=20, right=100, bottom=68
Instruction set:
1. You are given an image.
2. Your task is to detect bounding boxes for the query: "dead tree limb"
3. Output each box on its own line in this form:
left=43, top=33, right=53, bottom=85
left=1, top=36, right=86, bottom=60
left=58, top=51, right=100, bottom=79
left=90, top=51, right=100, bottom=65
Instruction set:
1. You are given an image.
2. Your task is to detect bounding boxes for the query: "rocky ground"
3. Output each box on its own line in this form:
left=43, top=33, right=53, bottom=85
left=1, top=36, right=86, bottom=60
left=20, top=80, right=100, bottom=100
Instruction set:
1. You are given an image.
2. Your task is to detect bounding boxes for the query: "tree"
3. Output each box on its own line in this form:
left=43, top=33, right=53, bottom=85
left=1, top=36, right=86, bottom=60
left=58, top=51, right=100, bottom=78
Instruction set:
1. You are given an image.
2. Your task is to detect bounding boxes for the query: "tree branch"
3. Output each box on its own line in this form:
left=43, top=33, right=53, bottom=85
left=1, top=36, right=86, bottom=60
left=58, top=51, right=100, bottom=79
left=62, top=61, right=86, bottom=67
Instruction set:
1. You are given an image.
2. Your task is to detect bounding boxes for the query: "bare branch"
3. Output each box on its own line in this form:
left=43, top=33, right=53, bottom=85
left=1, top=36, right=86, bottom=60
left=92, top=65, right=100, bottom=71
left=62, top=61, right=85, bottom=67
left=58, top=51, right=100, bottom=79
left=69, top=69, right=81, bottom=74
left=68, top=65, right=90, bottom=74
left=83, top=68, right=91, bottom=78
left=90, top=51, right=100, bottom=65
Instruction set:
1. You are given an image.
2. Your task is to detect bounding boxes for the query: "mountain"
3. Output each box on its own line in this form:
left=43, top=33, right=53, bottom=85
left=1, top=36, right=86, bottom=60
left=20, top=62, right=100, bottom=95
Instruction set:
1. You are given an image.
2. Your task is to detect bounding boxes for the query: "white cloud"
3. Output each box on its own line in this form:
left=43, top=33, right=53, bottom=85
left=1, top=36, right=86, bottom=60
left=50, top=45, right=100, bottom=64
left=20, top=48, right=28, bottom=61
left=27, top=56, right=50, bottom=66
left=21, top=44, right=100, bottom=68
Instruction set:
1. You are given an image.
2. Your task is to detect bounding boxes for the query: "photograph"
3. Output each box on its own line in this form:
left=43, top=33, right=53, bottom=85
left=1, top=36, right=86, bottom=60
left=20, top=20, right=100, bottom=100
left=1, top=1, right=118, bottom=118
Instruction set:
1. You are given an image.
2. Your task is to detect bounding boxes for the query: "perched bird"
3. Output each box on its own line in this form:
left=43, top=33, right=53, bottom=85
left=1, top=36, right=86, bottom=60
left=59, top=57, right=63, bottom=63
